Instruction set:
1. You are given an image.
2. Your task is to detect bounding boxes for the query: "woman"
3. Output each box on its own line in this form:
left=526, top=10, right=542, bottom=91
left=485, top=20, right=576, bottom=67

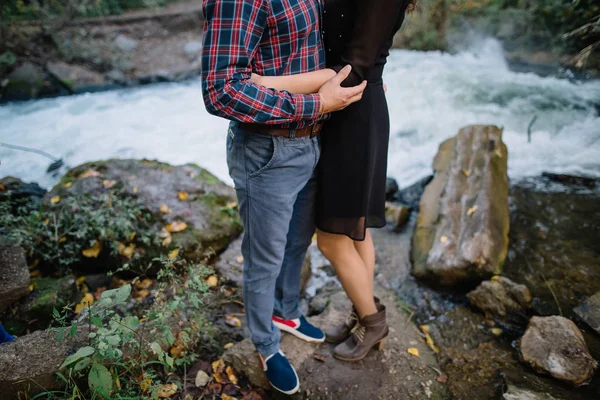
left=251, top=0, right=414, bottom=361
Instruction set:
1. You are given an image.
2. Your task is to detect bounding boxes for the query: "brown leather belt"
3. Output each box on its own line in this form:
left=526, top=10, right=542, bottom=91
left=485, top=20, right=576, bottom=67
left=239, top=122, right=322, bottom=138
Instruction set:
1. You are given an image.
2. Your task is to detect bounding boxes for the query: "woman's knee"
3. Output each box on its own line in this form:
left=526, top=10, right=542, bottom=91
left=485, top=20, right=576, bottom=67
left=317, top=231, right=350, bottom=260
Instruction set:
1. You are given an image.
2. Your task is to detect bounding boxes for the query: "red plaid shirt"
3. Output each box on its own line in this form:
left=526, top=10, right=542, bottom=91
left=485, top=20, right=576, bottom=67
left=201, top=0, right=326, bottom=128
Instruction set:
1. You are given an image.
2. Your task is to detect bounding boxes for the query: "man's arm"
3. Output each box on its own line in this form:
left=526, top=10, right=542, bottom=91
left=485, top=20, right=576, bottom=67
left=201, top=0, right=322, bottom=124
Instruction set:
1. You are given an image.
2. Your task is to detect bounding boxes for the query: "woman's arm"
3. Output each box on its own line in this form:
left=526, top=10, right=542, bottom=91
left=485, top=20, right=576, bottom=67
left=250, top=69, right=337, bottom=95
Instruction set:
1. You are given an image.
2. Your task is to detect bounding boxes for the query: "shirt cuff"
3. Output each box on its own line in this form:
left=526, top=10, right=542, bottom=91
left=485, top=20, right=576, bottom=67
left=293, top=93, right=323, bottom=120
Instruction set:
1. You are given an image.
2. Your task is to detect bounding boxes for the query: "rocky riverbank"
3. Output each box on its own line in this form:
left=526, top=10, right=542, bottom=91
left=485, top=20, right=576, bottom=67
left=1, top=125, right=599, bottom=399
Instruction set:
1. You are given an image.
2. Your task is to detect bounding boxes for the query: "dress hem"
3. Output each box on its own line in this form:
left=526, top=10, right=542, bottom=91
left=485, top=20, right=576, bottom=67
left=315, top=221, right=387, bottom=242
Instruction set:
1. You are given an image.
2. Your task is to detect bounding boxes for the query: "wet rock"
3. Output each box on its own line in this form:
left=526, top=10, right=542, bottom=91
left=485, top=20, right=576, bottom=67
left=46, top=159, right=241, bottom=266
left=467, top=276, right=531, bottom=325
left=0, top=246, right=30, bottom=312
left=412, top=125, right=509, bottom=287
left=385, top=201, right=410, bottom=230
left=0, top=327, right=89, bottom=400
left=2, top=62, right=49, bottom=100
left=541, top=172, right=598, bottom=189
left=518, top=316, right=597, bottom=386
left=114, top=34, right=138, bottom=53
left=385, top=177, right=399, bottom=200
left=392, top=175, right=433, bottom=208
left=503, top=384, right=560, bottom=400
left=46, top=61, right=105, bottom=93
left=0, top=177, right=46, bottom=201
left=105, top=69, right=128, bottom=84
left=574, top=292, right=600, bottom=335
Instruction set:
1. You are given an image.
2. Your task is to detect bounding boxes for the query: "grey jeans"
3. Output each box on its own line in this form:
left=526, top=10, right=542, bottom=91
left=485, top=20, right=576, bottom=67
left=226, top=122, right=321, bottom=356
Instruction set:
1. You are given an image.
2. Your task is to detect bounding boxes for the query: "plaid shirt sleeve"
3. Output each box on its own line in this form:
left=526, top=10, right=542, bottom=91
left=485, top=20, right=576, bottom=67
left=201, top=0, right=323, bottom=124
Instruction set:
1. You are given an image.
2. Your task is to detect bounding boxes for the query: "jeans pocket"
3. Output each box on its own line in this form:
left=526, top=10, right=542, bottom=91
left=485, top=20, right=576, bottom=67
left=245, top=134, right=278, bottom=178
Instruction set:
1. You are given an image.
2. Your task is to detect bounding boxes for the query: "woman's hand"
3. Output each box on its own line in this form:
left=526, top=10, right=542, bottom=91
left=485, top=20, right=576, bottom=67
left=250, top=73, right=263, bottom=86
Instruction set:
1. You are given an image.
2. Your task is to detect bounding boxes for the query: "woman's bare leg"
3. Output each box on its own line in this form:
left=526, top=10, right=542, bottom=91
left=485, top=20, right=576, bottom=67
left=317, top=229, right=377, bottom=318
left=353, top=228, right=375, bottom=292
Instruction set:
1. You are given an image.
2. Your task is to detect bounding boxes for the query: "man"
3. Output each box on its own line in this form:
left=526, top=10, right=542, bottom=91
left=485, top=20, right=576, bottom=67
left=201, top=0, right=365, bottom=394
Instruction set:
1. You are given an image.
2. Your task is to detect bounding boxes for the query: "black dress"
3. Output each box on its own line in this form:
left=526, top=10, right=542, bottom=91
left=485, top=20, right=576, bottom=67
left=317, top=0, right=410, bottom=240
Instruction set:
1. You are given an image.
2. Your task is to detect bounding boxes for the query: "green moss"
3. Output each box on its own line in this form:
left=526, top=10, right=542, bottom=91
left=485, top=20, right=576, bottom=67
left=197, top=168, right=221, bottom=185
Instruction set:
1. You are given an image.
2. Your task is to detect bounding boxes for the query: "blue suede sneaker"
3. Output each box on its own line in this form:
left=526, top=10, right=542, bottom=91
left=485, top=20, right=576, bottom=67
left=272, top=315, right=326, bottom=343
left=260, top=350, right=300, bottom=395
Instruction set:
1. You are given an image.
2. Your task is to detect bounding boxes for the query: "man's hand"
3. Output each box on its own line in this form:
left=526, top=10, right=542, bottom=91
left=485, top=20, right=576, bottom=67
left=318, top=65, right=367, bottom=114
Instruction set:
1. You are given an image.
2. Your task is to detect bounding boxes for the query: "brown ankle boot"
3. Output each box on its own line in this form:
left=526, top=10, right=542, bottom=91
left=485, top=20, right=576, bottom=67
left=324, top=297, right=381, bottom=344
left=332, top=303, right=389, bottom=362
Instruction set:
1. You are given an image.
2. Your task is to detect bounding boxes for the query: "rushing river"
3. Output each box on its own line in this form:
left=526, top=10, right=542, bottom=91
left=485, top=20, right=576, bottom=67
left=1, top=39, right=599, bottom=189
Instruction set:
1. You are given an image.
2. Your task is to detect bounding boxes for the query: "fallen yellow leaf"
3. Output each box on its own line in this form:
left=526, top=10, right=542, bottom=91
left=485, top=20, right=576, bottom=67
left=136, top=279, right=153, bottom=289
left=118, top=242, right=135, bottom=259
left=0, top=184, right=5, bottom=191
left=166, top=221, right=188, bottom=233
left=103, top=180, right=116, bottom=189
left=462, top=169, right=472, bottom=177
left=79, top=169, right=101, bottom=178
left=159, top=228, right=171, bottom=238
left=168, top=248, right=179, bottom=259
left=30, top=270, right=41, bottom=278
left=491, top=275, right=500, bottom=280
left=133, top=186, right=139, bottom=193
left=225, top=366, right=238, bottom=385
left=178, top=191, right=189, bottom=201
left=58, top=237, right=67, bottom=243
left=236, top=255, right=243, bottom=264
left=29, top=283, right=35, bottom=292
left=75, top=293, right=95, bottom=314
left=420, top=325, right=440, bottom=354
left=467, top=205, right=479, bottom=216
left=225, top=314, right=242, bottom=328
left=161, top=236, right=172, bottom=247
left=135, top=289, right=150, bottom=301
left=157, top=383, right=177, bottom=398
left=206, top=275, right=218, bottom=287
left=212, top=359, right=225, bottom=374
left=160, top=204, right=172, bottom=214
left=50, top=195, right=60, bottom=204
left=64, top=182, right=73, bottom=188
left=82, top=241, right=102, bottom=258
left=491, top=327, right=503, bottom=336
left=440, top=235, right=448, bottom=244
left=129, top=232, right=137, bottom=241
left=223, top=342, right=234, bottom=350
left=407, top=347, right=420, bottom=357
left=222, top=394, right=235, bottom=400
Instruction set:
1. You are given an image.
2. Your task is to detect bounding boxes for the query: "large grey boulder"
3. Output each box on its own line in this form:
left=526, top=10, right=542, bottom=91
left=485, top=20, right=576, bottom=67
left=518, top=316, right=597, bottom=386
left=467, top=276, right=531, bottom=324
left=0, top=328, right=88, bottom=400
left=46, top=159, right=242, bottom=266
left=574, top=291, right=600, bottom=335
left=0, top=246, right=30, bottom=312
left=412, top=125, right=509, bottom=286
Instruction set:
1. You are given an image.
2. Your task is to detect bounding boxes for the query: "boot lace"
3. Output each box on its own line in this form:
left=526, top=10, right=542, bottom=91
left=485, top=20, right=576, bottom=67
left=346, top=311, right=359, bottom=328
left=350, top=321, right=366, bottom=342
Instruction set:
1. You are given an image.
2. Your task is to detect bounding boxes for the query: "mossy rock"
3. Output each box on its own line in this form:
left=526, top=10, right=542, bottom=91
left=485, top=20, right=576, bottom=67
left=46, top=159, right=241, bottom=267
left=16, top=276, right=78, bottom=333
